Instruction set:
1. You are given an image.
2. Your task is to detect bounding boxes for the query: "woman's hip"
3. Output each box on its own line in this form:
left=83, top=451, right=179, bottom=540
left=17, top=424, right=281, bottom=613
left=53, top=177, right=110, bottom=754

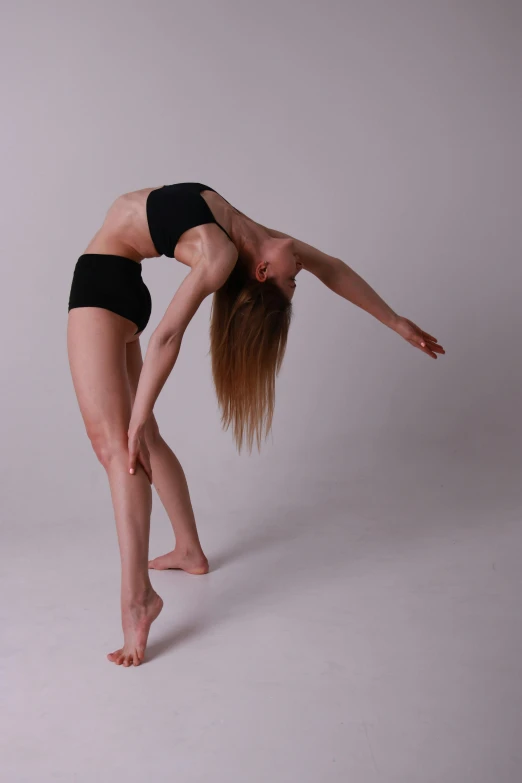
left=68, top=254, right=152, bottom=336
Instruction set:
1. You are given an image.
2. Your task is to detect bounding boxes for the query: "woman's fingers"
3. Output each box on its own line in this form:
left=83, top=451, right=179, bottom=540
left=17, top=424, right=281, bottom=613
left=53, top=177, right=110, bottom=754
left=408, top=338, right=437, bottom=357
left=422, top=337, right=445, bottom=354
left=128, top=433, right=138, bottom=474
left=396, top=316, right=445, bottom=358
left=139, top=446, right=153, bottom=484
left=412, top=326, right=444, bottom=354
left=409, top=326, right=429, bottom=350
left=405, top=318, right=438, bottom=344
left=128, top=430, right=152, bottom=482
left=417, top=330, right=434, bottom=344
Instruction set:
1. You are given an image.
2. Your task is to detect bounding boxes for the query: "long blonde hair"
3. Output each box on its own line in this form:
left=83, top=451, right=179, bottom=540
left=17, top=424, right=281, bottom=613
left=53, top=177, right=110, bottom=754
left=209, top=259, right=293, bottom=454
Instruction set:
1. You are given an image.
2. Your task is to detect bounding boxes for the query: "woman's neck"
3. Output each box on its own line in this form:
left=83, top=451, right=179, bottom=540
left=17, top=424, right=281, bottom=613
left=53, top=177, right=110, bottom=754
left=232, top=216, right=270, bottom=274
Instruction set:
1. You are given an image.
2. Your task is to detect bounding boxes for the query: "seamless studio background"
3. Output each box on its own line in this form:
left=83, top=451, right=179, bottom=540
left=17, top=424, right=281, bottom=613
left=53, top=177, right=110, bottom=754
left=2, top=2, right=522, bottom=782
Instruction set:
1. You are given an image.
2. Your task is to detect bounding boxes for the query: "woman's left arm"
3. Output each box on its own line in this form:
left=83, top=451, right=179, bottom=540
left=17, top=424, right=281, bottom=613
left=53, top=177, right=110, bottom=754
left=262, top=225, right=445, bottom=360
left=318, top=259, right=445, bottom=359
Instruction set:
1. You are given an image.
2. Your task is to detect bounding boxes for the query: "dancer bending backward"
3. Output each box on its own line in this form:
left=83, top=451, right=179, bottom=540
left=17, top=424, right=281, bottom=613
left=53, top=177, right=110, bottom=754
left=67, top=182, right=446, bottom=667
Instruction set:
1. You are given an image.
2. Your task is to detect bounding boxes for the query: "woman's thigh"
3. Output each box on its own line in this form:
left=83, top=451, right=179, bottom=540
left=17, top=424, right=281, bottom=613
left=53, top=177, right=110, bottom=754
left=67, top=307, right=139, bottom=456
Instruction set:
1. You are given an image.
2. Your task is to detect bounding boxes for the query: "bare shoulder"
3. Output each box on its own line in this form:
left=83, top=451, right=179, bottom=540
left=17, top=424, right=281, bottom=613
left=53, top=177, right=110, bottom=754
left=210, top=189, right=342, bottom=283
left=290, top=237, right=342, bottom=283
left=258, top=223, right=342, bottom=283
left=153, top=243, right=238, bottom=342
left=196, top=232, right=239, bottom=291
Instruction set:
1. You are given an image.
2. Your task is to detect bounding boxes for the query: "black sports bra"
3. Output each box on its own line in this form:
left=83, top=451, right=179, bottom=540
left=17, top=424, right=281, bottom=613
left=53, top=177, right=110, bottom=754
left=146, top=182, right=235, bottom=258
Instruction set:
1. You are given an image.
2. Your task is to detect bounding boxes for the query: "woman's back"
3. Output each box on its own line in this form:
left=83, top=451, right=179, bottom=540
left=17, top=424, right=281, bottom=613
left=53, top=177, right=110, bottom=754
left=83, top=183, right=245, bottom=265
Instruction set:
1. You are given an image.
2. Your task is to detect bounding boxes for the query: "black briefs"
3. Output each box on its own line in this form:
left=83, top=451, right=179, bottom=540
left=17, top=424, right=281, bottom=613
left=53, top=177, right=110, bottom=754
left=68, top=254, right=152, bottom=335
left=146, top=182, right=234, bottom=258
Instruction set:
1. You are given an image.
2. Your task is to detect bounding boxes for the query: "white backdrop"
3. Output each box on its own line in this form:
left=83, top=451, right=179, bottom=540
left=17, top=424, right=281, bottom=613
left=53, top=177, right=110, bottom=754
left=2, top=0, right=521, bottom=520
left=2, top=2, right=522, bottom=781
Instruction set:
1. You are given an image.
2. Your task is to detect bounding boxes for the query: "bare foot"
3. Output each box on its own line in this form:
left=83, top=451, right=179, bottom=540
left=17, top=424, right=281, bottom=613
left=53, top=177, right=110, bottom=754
left=148, top=547, right=209, bottom=575
left=107, top=589, right=163, bottom=667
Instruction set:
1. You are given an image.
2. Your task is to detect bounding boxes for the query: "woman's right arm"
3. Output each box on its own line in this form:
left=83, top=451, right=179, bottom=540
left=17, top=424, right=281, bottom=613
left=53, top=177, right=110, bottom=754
left=129, top=247, right=236, bottom=430
left=129, top=268, right=210, bottom=429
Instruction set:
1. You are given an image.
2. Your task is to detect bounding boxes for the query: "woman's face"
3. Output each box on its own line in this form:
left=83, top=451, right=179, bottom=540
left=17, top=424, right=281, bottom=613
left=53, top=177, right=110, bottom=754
left=255, top=237, right=303, bottom=299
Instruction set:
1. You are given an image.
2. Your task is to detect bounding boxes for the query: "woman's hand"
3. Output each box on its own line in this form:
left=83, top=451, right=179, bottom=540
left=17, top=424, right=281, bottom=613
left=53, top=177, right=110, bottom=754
left=128, top=422, right=153, bottom=483
left=392, top=315, right=446, bottom=359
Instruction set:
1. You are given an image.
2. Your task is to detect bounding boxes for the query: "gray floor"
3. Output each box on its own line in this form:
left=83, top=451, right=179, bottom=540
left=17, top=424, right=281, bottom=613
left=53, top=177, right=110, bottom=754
left=3, top=437, right=522, bottom=783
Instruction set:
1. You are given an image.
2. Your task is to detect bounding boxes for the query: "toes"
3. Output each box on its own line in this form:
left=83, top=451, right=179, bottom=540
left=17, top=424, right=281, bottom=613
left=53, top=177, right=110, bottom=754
left=108, top=649, right=145, bottom=667
left=107, top=649, right=123, bottom=663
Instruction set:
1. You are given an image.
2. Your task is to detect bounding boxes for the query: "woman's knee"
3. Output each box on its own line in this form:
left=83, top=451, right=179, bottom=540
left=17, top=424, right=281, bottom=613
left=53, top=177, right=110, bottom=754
left=87, top=415, right=162, bottom=466
left=88, top=427, right=129, bottom=469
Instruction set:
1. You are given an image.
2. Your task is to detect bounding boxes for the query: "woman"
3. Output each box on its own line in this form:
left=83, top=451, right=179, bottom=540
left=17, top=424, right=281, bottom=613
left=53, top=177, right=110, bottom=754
left=67, top=181, right=445, bottom=667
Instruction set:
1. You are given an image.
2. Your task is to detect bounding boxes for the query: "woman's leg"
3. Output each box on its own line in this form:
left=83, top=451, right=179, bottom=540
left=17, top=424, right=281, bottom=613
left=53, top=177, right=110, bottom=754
left=125, top=339, right=209, bottom=574
left=67, top=307, right=163, bottom=666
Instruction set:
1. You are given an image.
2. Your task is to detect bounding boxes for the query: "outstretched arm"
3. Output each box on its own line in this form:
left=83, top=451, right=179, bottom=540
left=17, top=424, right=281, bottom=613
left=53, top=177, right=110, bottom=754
left=261, top=223, right=445, bottom=360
